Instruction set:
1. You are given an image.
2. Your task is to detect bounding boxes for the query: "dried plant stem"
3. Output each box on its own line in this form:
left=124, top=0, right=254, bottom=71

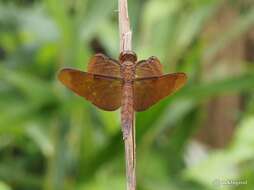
left=118, top=0, right=136, bottom=190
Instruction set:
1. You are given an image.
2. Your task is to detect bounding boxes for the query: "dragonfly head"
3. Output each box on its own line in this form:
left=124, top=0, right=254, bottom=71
left=119, top=51, right=137, bottom=63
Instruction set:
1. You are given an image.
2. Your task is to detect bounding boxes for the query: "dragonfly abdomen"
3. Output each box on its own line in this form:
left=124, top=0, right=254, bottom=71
left=121, top=82, right=134, bottom=139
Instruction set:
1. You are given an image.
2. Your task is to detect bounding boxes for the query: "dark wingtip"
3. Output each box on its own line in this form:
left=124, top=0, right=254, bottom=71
left=57, top=68, right=73, bottom=84
left=148, top=56, right=160, bottom=62
left=93, top=53, right=107, bottom=59
left=181, top=72, right=188, bottom=79
left=175, top=72, right=188, bottom=90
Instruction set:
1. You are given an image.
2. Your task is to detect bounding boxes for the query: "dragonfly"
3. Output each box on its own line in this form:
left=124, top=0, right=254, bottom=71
left=58, top=51, right=187, bottom=138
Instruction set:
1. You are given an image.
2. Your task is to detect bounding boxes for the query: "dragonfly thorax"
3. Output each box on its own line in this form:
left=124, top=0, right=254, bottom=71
left=121, top=61, right=135, bottom=82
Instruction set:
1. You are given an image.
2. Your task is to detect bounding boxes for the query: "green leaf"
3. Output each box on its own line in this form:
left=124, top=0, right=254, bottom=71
left=81, top=0, right=117, bottom=40
left=0, top=182, right=11, bottom=190
left=183, top=117, right=254, bottom=187
left=0, top=65, right=55, bottom=103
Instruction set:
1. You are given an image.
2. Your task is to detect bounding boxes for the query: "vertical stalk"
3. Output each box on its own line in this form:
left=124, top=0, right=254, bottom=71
left=118, top=0, right=136, bottom=190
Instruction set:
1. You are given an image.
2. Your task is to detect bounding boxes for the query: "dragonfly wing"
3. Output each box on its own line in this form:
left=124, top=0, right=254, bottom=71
left=58, top=68, right=122, bottom=111
left=134, top=73, right=187, bottom=111
left=88, top=53, right=121, bottom=77
left=135, top=56, right=163, bottom=78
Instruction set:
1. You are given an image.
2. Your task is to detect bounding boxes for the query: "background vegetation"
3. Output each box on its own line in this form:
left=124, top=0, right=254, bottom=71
left=0, top=0, right=254, bottom=189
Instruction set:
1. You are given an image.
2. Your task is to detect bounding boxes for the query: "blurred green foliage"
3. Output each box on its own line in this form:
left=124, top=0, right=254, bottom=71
left=0, top=0, right=254, bottom=190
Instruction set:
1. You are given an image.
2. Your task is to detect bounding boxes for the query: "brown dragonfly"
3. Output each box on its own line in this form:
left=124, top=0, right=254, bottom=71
left=58, top=51, right=187, bottom=138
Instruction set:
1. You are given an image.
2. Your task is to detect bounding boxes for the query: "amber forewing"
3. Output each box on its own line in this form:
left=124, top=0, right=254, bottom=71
left=135, top=56, right=163, bottom=78
left=58, top=69, right=122, bottom=111
left=88, top=54, right=121, bottom=77
left=134, top=73, right=187, bottom=111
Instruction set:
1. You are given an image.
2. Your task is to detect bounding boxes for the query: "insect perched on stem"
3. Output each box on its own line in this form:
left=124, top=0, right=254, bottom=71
left=58, top=51, right=187, bottom=138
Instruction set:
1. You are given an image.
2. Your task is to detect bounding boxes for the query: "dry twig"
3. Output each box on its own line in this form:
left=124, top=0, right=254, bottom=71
left=118, top=0, right=136, bottom=190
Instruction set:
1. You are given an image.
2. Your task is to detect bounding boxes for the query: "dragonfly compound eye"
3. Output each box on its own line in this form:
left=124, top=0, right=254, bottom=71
left=119, top=51, right=137, bottom=63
